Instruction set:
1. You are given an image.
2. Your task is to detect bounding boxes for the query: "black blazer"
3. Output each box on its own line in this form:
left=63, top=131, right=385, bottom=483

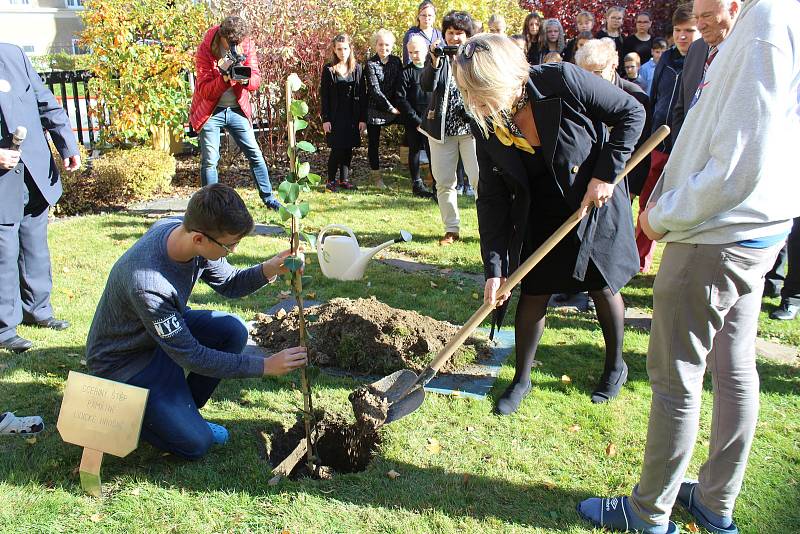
left=615, top=75, right=652, bottom=197
left=671, top=39, right=708, bottom=146
left=473, top=62, right=645, bottom=293
left=418, top=54, right=451, bottom=142
left=0, top=43, right=78, bottom=223
left=319, top=63, right=366, bottom=124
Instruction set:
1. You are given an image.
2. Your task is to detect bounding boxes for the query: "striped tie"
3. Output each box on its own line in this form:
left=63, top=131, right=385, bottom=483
left=689, top=46, right=719, bottom=110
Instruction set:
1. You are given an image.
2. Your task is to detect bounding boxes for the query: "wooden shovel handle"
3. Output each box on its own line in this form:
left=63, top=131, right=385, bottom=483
left=425, top=125, right=671, bottom=375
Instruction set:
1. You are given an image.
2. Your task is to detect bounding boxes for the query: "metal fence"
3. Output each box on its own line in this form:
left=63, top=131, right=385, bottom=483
left=41, top=69, right=275, bottom=153
left=40, top=70, right=97, bottom=148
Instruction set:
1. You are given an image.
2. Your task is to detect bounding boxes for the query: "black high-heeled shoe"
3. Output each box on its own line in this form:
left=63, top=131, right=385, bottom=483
left=495, top=380, right=532, bottom=415
left=591, top=361, right=628, bottom=404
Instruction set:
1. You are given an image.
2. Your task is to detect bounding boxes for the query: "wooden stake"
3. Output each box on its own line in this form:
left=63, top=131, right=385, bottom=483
left=79, top=447, right=104, bottom=497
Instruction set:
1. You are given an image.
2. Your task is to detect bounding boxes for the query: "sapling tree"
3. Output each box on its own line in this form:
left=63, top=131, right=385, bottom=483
left=276, top=73, right=323, bottom=473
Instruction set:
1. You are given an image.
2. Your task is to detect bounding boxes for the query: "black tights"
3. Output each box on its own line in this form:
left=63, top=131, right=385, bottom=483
left=407, top=128, right=431, bottom=184
left=512, top=288, right=625, bottom=385
left=327, top=147, right=353, bottom=183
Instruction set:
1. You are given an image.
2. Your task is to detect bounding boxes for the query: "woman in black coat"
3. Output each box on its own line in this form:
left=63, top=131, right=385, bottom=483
left=365, top=28, right=403, bottom=189
left=320, top=33, right=366, bottom=192
left=452, top=34, right=645, bottom=415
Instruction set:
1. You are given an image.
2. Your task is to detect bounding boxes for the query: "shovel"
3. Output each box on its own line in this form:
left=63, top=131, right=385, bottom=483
left=368, top=125, right=671, bottom=424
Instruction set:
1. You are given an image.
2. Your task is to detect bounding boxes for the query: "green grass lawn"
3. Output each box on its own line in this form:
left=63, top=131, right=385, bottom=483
left=1, top=178, right=798, bottom=533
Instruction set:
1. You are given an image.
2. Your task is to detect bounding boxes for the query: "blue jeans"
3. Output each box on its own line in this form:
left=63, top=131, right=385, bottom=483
left=199, top=106, right=274, bottom=204
left=126, top=310, right=250, bottom=459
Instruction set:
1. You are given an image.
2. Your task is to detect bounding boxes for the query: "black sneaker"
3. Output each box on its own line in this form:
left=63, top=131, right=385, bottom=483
left=770, top=299, right=799, bottom=320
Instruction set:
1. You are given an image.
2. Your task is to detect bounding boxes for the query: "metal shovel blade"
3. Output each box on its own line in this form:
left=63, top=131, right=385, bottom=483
left=366, top=369, right=425, bottom=424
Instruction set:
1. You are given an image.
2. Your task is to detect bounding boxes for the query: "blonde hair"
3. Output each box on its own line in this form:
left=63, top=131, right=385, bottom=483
left=574, top=38, right=618, bottom=70
left=371, top=28, right=396, bottom=49
left=624, top=52, right=641, bottom=65
left=488, top=13, right=506, bottom=25
left=452, top=33, right=530, bottom=138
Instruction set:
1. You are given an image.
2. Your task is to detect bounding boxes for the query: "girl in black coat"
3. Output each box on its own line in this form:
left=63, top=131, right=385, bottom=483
left=522, top=12, right=542, bottom=65
left=364, top=28, right=403, bottom=189
left=395, top=34, right=435, bottom=197
left=453, top=34, right=645, bottom=415
left=320, top=33, right=366, bottom=191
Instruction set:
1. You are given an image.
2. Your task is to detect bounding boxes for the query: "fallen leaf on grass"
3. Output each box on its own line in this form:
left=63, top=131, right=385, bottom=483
left=25, top=437, right=37, bottom=445
left=543, top=481, right=556, bottom=490
left=531, top=360, right=543, bottom=368
left=472, top=292, right=479, bottom=300
left=268, top=475, right=281, bottom=486
left=426, top=437, right=442, bottom=454
left=606, top=443, right=617, bottom=457
left=430, top=281, right=438, bottom=288
left=130, top=488, right=140, bottom=496
left=387, top=469, right=401, bottom=479
left=687, top=522, right=700, bottom=533
left=568, top=424, right=581, bottom=433
left=90, top=513, right=101, bottom=523
left=306, top=292, right=316, bottom=299
left=561, top=375, right=572, bottom=384
left=462, top=473, right=470, bottom=486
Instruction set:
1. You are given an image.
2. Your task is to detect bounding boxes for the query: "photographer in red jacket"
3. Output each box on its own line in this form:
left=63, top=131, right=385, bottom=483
left=189, top=16, right=280, bottom=210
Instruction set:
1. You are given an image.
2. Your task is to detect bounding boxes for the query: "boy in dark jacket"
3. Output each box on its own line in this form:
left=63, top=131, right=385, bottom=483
left=395, top=34, right=434, bottom=198
left=636, top=5, right=699, bottom=273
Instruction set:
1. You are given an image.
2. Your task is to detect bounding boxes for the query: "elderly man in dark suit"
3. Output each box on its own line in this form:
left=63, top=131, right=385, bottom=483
left=0, top=43, right=80, bottom=353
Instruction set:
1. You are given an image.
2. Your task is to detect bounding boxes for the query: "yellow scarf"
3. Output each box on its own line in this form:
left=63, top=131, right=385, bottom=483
left=492, top=122, right=535, bottom=154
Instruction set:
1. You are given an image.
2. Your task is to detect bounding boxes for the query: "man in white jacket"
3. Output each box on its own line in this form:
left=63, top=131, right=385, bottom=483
left=578, top=0, right=800, bottom=532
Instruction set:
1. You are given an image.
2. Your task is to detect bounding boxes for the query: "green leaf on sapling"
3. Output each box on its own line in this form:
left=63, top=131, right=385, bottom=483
left=290, top=100, right=309, bottom=118
left=306, top=173, right=322, bottom=186
left=293, top=118, right=308, bottom=131
left=297, top=161, right=310, bottom=178
left=298, top=202, right=310, bottom=217
left=296, top=141, right=316, bottom=153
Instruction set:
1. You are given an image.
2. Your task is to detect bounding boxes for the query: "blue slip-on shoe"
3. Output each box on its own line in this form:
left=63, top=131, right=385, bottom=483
left=206, top=422, right=229, bottom=446
left=677, top=480, right=738, bottom=534
left=577, top=496, right=677, bottom=533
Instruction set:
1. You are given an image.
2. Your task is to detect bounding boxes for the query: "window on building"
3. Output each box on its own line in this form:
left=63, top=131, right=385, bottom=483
left=65, top=0, right=84, bottom=7
left=6, top=0, right=32, bottom=5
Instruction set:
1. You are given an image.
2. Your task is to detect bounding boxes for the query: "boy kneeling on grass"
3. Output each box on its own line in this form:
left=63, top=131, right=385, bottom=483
left=85, top=184, right=307, bottom=460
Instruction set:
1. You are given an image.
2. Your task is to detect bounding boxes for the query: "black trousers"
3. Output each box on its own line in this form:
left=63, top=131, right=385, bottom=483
left=327, top=147, right=353, bottom=183
left=406, top=126, right=431, bottom=184
left=367, top=124, right=384, bottom=171
left=0, top=169, right=53, bottom=341
left=766, top=217, right=800, bottom=305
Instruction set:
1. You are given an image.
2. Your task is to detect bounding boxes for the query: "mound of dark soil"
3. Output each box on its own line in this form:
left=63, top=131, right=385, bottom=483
left=251, top=297, right=492, bottom=375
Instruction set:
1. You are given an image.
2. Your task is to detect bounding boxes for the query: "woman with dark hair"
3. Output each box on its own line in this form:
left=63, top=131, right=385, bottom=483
left=365, top=28, right=403, bottom=189
left=522, top=12, right=542, bottom=65
left=452, top=33, right=645, bottom=415
left=320, top=34, right=366, bottom=192
left=402, top=1, right=443, bottom=65
left=420, top=10, right=480, bottom=246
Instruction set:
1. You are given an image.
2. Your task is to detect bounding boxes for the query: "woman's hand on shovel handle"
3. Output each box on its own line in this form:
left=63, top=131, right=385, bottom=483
left=484, top=277, right=510, bottom=308
left=580, top=177, right=615, bottom=216
left=264, top=346, right=308, bottom=376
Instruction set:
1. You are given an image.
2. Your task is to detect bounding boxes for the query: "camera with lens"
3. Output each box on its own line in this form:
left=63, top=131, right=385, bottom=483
left=431, top=45, right=460, bottom=58
left=218, top=45, right=251, bottom=81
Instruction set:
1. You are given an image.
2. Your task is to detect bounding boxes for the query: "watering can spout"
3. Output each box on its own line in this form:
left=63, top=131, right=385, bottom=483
left=346, top=230, right=413, bottom=279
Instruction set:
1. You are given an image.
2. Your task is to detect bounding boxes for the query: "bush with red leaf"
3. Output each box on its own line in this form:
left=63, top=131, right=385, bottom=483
left=518, top=0, right=682, bottom=38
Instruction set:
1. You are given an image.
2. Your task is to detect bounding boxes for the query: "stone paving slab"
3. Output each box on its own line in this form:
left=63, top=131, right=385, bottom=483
left=126, top=197, right=190, bottom=214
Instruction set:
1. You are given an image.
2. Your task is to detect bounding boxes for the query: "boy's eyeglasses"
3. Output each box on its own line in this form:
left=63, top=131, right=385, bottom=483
left=193, top=230, right=240, bottom=254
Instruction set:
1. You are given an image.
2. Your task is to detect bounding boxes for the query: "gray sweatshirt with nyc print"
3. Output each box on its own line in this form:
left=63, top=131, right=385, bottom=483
left=86, top=218, right=268, bottom=382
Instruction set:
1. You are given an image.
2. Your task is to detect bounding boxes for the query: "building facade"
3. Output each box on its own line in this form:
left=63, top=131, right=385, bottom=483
left=1, top=0, right=85, bottom=55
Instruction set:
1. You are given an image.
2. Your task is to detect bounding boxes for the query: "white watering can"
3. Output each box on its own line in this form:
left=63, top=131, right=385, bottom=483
left=316, top=224, right=413, bottom=281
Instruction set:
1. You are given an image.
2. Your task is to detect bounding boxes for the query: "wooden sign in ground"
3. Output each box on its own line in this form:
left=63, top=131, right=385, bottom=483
left=57, top=371, right=148, bottom=497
